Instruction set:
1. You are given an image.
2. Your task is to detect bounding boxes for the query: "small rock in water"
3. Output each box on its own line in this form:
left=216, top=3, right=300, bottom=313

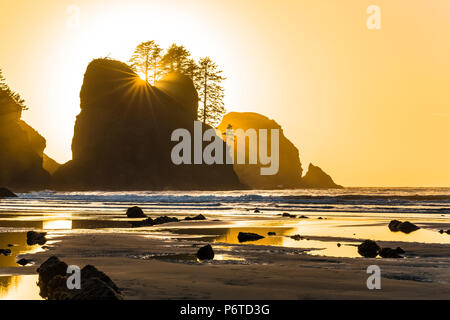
left=388, top=220, right=420, bottom=233
left=268, top=232, right=276, bottom=236
left=254, top=209, right=261, bottom=213
left=379, top=247, right=404, bottom=258
left=318, top=217, right=323, bottom=220
left=26, top=231, right=47, bottom=245
left=7, top=244, right=14, bottom=247
left=184, top=214, right=206, bottom=221
left=439, top=230, right=444, bottom=234
left=0, top=249, right=11, bottom=256
left=299, top=215, right=309, bottom=219
left=17, top=258, right=31, bottom=266
left=290, top=234, right=303, bottom=241
left=238, top=232, right=265, bottom=243
left=358, top=240, right=380, bottom=258
left=447, top=230, right=450, bottom=235
left=197, top=244, right=215, bottom=260
left=337, top=243, right=341, bottom=247
left=126, top=206, right=147, bottom=218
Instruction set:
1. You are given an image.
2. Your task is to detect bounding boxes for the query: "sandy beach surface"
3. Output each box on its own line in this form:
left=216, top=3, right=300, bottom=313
left=0, top=189, right=449, bottom=300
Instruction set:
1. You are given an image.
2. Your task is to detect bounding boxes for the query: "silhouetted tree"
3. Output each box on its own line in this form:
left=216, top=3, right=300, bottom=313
left=0, top=69, right=27, bottom=111
left=161, top=44, right=192, bottom=74
left=195, top=57, right=226, bottom=127
left=129, top=41, right=162, bottom=84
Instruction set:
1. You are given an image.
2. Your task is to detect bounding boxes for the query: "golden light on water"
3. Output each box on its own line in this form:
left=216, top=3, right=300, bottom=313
left=42, top=220, right=73, bottom=230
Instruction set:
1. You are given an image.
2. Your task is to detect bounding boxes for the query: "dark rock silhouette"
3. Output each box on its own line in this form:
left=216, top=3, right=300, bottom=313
left=0, top=187, right=17, bottom=198
left=388, top=220, right=420, bottom=234
left=379, top=247, right=404, bottom=258
left=218, top=112, right=304, bottom=189
left=0, top=91, right=51, bottom=190
left=237, top=232, right=265, bottom=243
left=27, top=231, right=47, bottom=245
left=17, top=258, right=31, bottom=266
left=53, top=59, right=243, bottom=190
left=290, top=234, right=303, bottom=241
left=357, top=240, right=380, bottom=258
left=126, top=206, right=147, bottom=218
left=217, top=112, right=342, bottom=189
left=37, top=256, right=68, bottom=298
left=301, top=163, right=343, bottom=189
left=185, top=214, right=206, bottom=221
left=130, top=215, right=179, bottom=227
left=282, top=213, right=296, bottom=218
left=37, top=256, right=122, bottom=300
left=197, top=244, right=215, bottom=260
left=0, top=249, right=11, bottom=256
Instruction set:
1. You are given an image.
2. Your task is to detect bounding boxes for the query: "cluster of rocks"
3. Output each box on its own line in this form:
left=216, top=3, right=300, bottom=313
left=358, top=240, right=405, bottom=258
left=439, top=229, right=450, bottom=235
left=388, top=220, right=420, bottom=234
left=127, top=206, right=206, bottom=227
left=27, top=231, right=47, bottom=245
left=37, top=256, right=122, bottom=300
left=290, top=234, right=304, bottom=241
left=130, top=216, right=179, bottom=227
left=282, top=213, right=296, bottom=218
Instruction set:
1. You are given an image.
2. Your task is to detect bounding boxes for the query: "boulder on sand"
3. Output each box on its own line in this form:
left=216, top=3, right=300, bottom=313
left=27, top=231, right=47, bottom=245
left=37, top=256, right=122, bottom=300
left=379, top=247, right=405, bottom=258
left=237, top=232, right=265, bottom=243
left=126, top=206, right=146, bottom=218
left=185, top=214, right=206, bottom=221
left=388, top=220, right=420, bottom=234
left=357, top=240, right=380, bottom=258
left=17, top=258, right=31, bottom=266
left=37, top=256, right=68, bottom=298
left=197, top=244, right=215, bottom=260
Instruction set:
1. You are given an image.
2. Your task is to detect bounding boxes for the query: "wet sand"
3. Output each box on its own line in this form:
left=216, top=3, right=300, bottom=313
left=0, top=189, right=449, bottom=300
left=4, top=216, right=449, bottom=300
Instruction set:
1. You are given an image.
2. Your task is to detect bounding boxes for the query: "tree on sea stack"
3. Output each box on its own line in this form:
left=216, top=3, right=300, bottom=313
left=195, top=57, right=226, bottom=127
left=161, top=44, right=192, bottom=75
left=129, top=41, right=162, bottom=84
left=0, top=69, right=28, bottom=111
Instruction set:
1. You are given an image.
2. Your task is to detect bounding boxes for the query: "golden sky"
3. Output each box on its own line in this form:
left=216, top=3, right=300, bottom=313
left=1, top=0, right=449, bottom=187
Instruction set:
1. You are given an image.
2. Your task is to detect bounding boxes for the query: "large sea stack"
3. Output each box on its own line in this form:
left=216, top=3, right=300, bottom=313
left=217, top=112, right=342, bottom=189
left=53, top=58, right=243, bottom=190
left=0, top=89, right=51, bottom=190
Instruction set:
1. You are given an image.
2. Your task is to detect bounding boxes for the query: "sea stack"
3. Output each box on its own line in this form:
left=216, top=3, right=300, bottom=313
left=53, top=58, right=244, bottom=190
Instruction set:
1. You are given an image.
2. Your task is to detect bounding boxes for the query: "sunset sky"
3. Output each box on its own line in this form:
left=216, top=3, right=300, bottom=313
left=1, top=0, right=449, bottom=187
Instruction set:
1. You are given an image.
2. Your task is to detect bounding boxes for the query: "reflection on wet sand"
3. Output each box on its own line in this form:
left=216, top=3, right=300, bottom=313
left=168, top=217, right=450, bottom=258
left=0, top=232, right=46, bottom=300
left=0, top=275, right=41, bottom=300
left=42, top=219, right=72, bottom=230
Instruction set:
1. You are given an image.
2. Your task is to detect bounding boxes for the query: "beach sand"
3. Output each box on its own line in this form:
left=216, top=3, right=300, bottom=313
left=0, top=189, right=449, bottom=300
left=10, top=217, right=450, bottom=300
